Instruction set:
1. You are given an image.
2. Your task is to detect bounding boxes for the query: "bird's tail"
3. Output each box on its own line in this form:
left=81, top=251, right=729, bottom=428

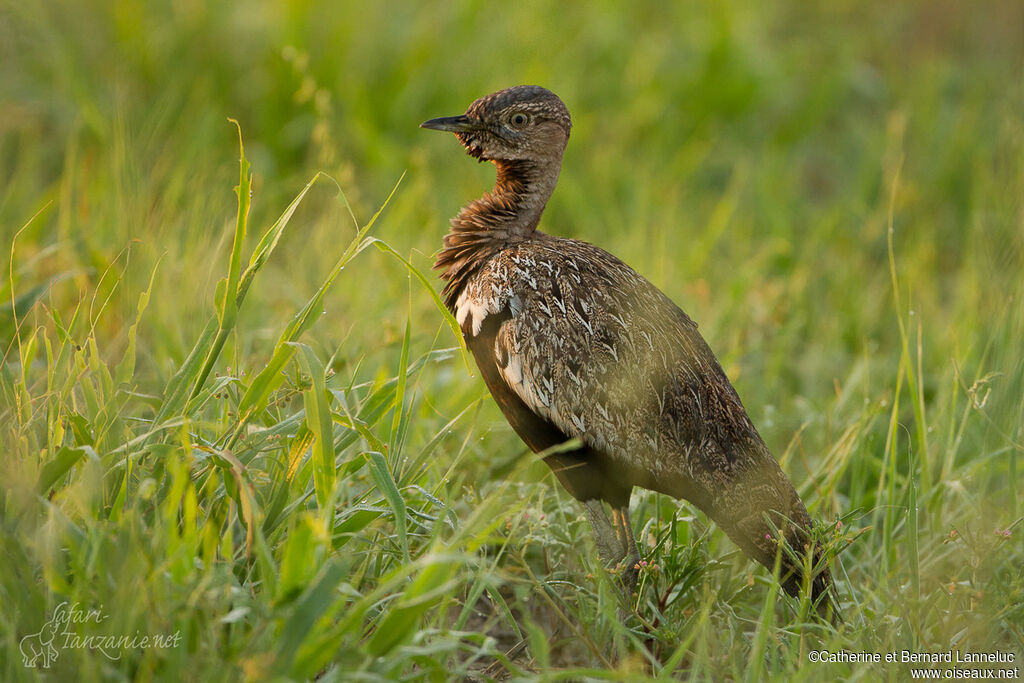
left=707, top=463, right=841, bottom=623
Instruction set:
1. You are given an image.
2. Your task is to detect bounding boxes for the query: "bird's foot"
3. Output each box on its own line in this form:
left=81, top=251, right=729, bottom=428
left=583, top=500, right=643, bottom=609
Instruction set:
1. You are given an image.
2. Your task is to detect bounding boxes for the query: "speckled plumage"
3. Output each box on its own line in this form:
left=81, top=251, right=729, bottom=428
left=422, top=85, right=836, bottom=618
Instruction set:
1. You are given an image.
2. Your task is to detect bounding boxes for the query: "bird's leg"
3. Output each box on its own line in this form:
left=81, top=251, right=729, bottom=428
left=611, top=505, right=641, bottom=595
left=582, top=499, right=625, bottom=569
left=582, top=498, right=644, bottom=607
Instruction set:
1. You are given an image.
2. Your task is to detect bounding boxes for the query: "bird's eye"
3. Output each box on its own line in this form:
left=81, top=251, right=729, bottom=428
left=509, top=112, right=531, bottom=127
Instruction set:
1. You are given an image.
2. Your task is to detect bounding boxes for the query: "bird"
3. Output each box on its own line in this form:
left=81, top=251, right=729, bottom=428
left=421, top=85, right=837, bottom=620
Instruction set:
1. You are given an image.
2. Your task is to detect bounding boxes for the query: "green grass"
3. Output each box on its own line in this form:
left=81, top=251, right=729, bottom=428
left=2, top=0, right=1023, bottom=680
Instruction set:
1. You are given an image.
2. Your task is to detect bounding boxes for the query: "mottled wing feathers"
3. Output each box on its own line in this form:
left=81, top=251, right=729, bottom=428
left=456, top=235, right=827, bottom=603
left=465, top=236, right=730, bottom=477
left=462, top=301, right=635, bottom=506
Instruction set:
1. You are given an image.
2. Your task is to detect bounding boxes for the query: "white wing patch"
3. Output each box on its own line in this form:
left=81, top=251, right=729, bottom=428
left=456, top=288, right=495, bottom=336
left=500, top=352, right=553, bottom=412
left=502, top=352, right=523, bottom=385
left=457, top=287, right=522, bottom=337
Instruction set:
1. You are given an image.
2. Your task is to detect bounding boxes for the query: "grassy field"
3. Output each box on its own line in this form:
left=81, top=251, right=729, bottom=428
left=2, top=1, right=1023, bottom=680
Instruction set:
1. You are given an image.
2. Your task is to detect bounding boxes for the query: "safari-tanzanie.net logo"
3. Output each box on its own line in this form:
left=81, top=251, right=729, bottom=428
left=19, top=601, right=181, bottom=669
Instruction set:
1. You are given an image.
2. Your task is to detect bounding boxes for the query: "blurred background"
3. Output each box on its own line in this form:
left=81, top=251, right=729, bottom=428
left=1, top=0, right=1022, bottom=677
left=4, top=0, right=1023, bottom=475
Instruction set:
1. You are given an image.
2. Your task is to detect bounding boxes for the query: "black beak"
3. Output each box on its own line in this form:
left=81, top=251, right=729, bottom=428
left=420, top=115, right=477, bottom=132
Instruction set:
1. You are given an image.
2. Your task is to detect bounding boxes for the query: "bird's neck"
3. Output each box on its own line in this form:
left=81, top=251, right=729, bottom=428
left=451, top=157, right=561, bottom=241
left=435, top=156, right=561, bottom=308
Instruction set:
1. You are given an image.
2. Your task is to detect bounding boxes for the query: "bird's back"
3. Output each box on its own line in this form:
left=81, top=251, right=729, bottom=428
left=457, top=231, right=757, bottom=477
left=456, top=232, right=833, bottom=606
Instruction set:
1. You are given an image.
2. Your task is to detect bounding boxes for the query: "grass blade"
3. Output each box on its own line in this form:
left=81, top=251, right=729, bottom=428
left=365, top=553, right=461, bottom=656
left=365, top=450, right=409, bottom=563
left=291, top=342, right=336, bottom=509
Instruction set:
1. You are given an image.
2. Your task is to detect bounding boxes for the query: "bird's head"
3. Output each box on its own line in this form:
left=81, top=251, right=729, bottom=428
left=421, top=85, right=571, bottom=163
